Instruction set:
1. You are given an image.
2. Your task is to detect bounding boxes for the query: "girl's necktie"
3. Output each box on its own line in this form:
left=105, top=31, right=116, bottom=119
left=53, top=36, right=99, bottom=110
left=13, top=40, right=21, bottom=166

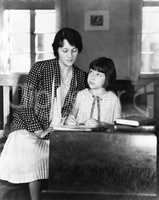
left=90, top=95, right=101, bottom=121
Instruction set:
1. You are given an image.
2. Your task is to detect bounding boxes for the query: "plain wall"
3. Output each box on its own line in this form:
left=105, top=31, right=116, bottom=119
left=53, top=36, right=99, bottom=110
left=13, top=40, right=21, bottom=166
left=64, top=0, right=133, bottom=80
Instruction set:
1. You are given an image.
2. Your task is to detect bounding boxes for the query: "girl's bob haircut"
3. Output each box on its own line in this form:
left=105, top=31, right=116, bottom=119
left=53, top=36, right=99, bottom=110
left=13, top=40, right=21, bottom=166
left=89, top=57, right=116, bottom=90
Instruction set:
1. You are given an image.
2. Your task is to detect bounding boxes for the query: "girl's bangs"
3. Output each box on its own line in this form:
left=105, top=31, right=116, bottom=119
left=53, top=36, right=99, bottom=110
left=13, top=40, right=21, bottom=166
left=90, top=65, right=105, bottom=74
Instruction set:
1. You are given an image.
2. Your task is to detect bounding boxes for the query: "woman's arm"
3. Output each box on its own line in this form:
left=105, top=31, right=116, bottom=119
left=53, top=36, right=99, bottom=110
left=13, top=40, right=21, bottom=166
left=10, top=62, right=44, bottom=133
left=65, top=92, right=81, bottom=126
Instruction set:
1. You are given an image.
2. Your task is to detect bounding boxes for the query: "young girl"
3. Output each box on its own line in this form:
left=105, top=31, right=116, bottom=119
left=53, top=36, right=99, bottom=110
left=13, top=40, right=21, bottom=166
left=66, top=57, right=121, bottom=127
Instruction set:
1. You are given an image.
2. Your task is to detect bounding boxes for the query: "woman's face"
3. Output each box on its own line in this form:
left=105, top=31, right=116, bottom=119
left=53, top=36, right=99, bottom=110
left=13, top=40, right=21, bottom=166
left=58, top=39, right=79, bottom=68
left=87, top=69, right=106, bottom=89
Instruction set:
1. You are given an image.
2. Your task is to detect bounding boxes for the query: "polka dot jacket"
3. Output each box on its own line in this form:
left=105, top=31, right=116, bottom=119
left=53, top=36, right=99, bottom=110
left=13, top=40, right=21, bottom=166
left=8, top=58, right=87, bottom=134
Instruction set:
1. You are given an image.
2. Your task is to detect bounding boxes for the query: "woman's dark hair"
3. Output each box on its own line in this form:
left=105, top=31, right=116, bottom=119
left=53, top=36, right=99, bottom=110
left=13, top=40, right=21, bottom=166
left=52, top=27, right=83, bottom=58
left=89, top=57, right=116, bottom=91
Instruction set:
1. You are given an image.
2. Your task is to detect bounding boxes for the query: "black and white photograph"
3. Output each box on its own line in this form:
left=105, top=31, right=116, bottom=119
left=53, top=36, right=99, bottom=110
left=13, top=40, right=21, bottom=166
left=0, top=0, right=158, bottom=200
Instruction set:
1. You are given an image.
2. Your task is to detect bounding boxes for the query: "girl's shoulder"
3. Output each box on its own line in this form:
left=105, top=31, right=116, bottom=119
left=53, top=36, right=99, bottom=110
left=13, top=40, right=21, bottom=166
left=77, top=88, right=90, bottom=98
left=103, top=91, right=119, bottom=100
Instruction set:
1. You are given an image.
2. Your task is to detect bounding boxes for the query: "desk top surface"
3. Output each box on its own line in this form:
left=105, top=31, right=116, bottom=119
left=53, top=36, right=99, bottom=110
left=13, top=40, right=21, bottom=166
left=51, top=124, right=156, bottom=135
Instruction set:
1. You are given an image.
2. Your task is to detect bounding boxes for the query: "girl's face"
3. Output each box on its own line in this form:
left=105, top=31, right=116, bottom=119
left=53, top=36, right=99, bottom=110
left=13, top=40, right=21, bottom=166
left=87, top=69, right=106, bottom=89
left=58, top=39, right=78, bottom=68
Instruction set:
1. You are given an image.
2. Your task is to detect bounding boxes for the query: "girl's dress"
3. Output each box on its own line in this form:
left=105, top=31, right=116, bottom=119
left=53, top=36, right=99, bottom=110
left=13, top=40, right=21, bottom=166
left=67, top=88, right=121, bottom=125
left=0, top=59, right=87, bottom=183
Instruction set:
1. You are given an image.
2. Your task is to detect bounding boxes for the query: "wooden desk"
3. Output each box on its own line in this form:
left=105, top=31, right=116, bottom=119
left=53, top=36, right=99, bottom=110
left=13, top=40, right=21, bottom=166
left=48, top=129, right=157, bottom=200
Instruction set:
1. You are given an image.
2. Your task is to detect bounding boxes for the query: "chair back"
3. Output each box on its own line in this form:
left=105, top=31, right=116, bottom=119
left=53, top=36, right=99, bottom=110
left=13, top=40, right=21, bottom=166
left=0, top=73, right=27, bottom=136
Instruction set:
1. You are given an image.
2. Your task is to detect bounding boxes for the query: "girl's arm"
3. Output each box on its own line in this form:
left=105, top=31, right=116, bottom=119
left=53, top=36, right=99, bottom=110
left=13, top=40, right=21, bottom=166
left=84, top=118, right=99, bottom=127
left=113, top=96, right=122, bottom=121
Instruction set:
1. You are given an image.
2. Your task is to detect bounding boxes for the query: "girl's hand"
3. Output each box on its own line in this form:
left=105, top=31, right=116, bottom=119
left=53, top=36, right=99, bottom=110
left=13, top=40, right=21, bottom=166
left=84, top=118, right=99, bottom=127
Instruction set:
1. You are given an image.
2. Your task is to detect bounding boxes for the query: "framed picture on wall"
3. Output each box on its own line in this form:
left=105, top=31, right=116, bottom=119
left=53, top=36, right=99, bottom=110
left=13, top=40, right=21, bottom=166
left=84, top=10, right=109, bottom=31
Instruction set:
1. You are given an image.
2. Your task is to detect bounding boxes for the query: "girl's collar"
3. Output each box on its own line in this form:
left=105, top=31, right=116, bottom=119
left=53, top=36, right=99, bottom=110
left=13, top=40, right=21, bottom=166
left=88, top=88, right=107, bottom=99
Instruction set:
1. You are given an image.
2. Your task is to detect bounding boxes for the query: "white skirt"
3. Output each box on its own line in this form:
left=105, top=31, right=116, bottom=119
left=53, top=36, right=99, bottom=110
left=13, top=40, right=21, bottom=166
left=0, top=130, right=49, bottom=183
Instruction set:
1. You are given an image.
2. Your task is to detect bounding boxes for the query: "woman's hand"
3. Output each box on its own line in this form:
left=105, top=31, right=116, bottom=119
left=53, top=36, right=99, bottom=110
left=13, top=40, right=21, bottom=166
left=65, top=115, right=77, bottom=126
left=84, top=118, right=99, bottom=128
left=34, top=127, right=54, bottom=139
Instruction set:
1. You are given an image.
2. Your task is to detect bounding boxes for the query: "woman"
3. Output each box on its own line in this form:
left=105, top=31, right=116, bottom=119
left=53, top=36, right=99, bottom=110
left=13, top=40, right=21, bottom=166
left=0, top=27, right=87, bottom=200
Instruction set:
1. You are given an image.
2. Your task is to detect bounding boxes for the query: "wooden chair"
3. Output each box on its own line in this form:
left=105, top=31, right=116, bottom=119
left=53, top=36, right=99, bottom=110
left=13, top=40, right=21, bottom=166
left=0, top=73, right=26, bottom=138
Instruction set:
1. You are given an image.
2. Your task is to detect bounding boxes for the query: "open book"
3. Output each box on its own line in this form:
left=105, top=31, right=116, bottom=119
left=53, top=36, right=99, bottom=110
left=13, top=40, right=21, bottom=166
left=114, top=116, right=155, bottom=127
left=53, top=125, right=92, bottom=131
left=53, top=123, right=113, bottom=132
